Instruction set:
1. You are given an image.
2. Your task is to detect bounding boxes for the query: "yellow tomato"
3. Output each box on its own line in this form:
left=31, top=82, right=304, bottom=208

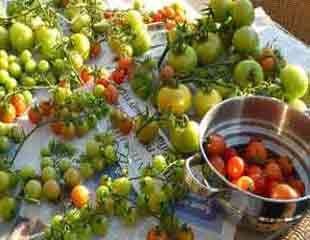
left=193, top=89, right=222, bottom=118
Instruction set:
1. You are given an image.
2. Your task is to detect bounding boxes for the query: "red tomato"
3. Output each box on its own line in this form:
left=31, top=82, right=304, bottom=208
left=118, top=57, right=133, bottom=72
left=264, top=162, right=283, bottom=181
left=11, top=94, right=27, bottom=117
left=209, top=155, right=226, bottom=176
left=288, top=177, right=305, bottom=196
left=276, top=156, right=293, bottom=177
left=28, top=107, right=42, bottom=124
left=271, top=184, right=300, bottom=200
left=265, top=180, right=280, bottom=197
left=152, top=12, right=163, bottom=22
left=104, top=84, right=119, bottom=104
left=246, top=165, right=263, bottom=178
left=223, top=147, right=237, bottom=162
left=206, top=134, right=226, bottom=156
left=160, top=65, right=175, bottom=81
left=90, top=42, right=101, bottom=58
left=227, top=156, right=245, bottom=179
left=0, top=104, right=16, bottom=123
left=252, top=175, right=267, bottom=195
left=234, top=176, right=255, bottom=192
left=244, top=140, right=268, bottom=162
left=50, top=121, right=64, bottom=135
left=111, top=69, right=126, bottom=85
left=80, top=68, right=94, bottom=85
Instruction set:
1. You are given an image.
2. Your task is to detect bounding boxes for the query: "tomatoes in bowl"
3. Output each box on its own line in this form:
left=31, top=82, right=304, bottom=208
left=204, top=133, right=305, bottom=200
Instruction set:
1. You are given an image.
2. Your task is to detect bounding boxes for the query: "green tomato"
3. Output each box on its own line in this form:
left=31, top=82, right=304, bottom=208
left=64, top=5, right=81, bottom=20
left=232, top=26, right=259, bottom=55
left=288, top=99, right=307, bottom=112
left=21, top=75, right=36, bottom=87
left=92, top=158, right=105, bottom=172
left=0, top=122, right=10, bottom=136
left=20, top=50, right=32, bottom=64
left=43, top=179, right=61, bottom=201
left=41, top=166, right=57, bottom=182
left=22, top=90, right=33, bottom=105
left=9, top=125, right=25, bottom=143
left=71, top=14, right=91, bottom=33
left=9, top=22, right=34, bottom=52
left=86, top=139, right=101, bottom=158
left=69, top=50, right=84, bottom=70
left=91, top=215, right=109, bottom=236
left=132, top=29, right=151, bottom=56
left=170, top=120, right=200, bottom=153
left=70, top=33, right=90, bottom=60
left=8, top=62, right=22, bottom=78
left=0, top=50, right=7, bottom=60
left=24, top=59, right=37, bottom=73
left=53, top=87, right=71, bottom=105
left=40, top=157, right=53, bottom=169
left=0, top=136, right=10, bottom=153
left=24, top=179, right=42, bottom=200
left=35, top=26, right=61, bottom=59
left=38, top=59, right=50, bottom=73
left=193, top=89, right=222, bottom=117
left=280, top=64, right=309, bottom=100
left=0, top=196, right=17, bottom=221
left=233, top=59, right=264, bottom=88
left=0, top=26, right=9, bottom=50
left=152, top=155, right=167, bottom=173
left=0, top=57, right=8, bottom=70
left=0, top=171, right=10, bottom=193
left=93, top=84, right=105, bottom=97
left=130, top=71, right=153, bottom=100
left=231, top=0, right=254, bottom=28
left=19, top=165, right=36, bottom=181
left=194, top=33, right=224, bottom=65
left=80, top=162, right=95, bottom=179
left=167, top=45, right=198, bottom=74
left=111, top=177, right=132, bottom=197
left=64, top=167, right=81, bottom=188
left=8, top=55, right=17, bottom=64
left=125, top=10, right=144, bottom=31
left=58, top=158, right=71, bottom=173
left=52, top=58, right=65, bottom=74
left=140, top=176, right=156, bottom=194
left=210, top=0, right=233, bottom=22
left=40, top=147, right=51, bottom=157
left=148, top=190, right=167, bottom=213
left=87, top=114, right=98, bottom=129
left=0, top=69, right=10, bottom=85
left=5, top=77, right=17, bottom=91
left=122, top=207, right=137, bottom=225
left=96, top=185, right=110, bottom=201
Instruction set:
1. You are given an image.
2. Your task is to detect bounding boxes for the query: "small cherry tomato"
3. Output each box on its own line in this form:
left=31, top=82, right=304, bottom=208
left=244, top=140, right=267, bottom=162
left=10, top=94, right=27, bottom=117
left=288, top=177, right=305, bottom=196
left=209, top=155, right=226, bottom=176
left=234, top=176, right=255, bottom=192
left=227, top=156, right=245, bottom=179
left=80, top=68, right=94, bottom=85
left=146, top=227, right=169, bottom=240
left=104, top=84, right=119, bottom=104
left=50, top=121, right=64, bottom=135
left=206, top=134, right=226, bottom=156
left=160, top=65, right=175, bottom=81
left=264, top=161, right=283, bottom=181
left=0, top=104, right=16, bottom=123
left=90, top=42, right=101, bottom=58
left=28, top=107, right=42, bottom=124
left=259, top=56, right=276, bottom=72
left=223, top=147, right=237, bottom=162
left=39, top=101, right=54, bottom=117
left=271, top=183, right=300, bottom=200
left=71, top=185, right=89, bottom=208
left=276, top=156, right=293, bottom=177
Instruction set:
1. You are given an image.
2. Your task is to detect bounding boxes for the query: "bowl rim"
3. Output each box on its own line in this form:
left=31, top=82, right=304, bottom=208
left=199, top=95, right=310, bottom=203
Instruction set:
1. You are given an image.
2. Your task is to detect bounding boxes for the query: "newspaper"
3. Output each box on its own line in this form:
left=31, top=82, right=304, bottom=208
left=1, top=0, right=310, bottom=239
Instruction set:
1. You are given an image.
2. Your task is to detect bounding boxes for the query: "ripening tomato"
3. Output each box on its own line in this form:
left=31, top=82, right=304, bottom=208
left=160, top=65, right=175, bottom=81
left=90, top=42, right=101, bottom=58
left=119, top=117, right=134, bottom=135
left=104, top=84, right=119, bottom=104
left=234, top=176, right=255, bottom=192
left=39, top=101, right=54, bottom=117
left=259, top=56, right=276, bottom=72
left=206, top=134, right=226, bottom=156
left=118, top=57, right=133, bottom=72
left=0, top=104, right=16, bottom=123
left=62, top=122, right=76, bottom=140
left=111, top=68, right=126, bottom=85
left=209, top=155, right=226, bottom=176
left=71, top=185, right=89, bottom=208
left=227, top=156, right=245, bottom=179
left=10, top=94, right=27, bottom=117
left=80, top=68, right=94, bottom=85
left=270, top=184, right=300, bottom=200
left=288, top=177, right=305, bottom=196
left=146, top=227, right=169, bottom=240
left=50, top=121, right=64, bottom=135
left=28, top=107, right=42, bottom=124
left=264, top=162, right=283, bottom=181
left=276, top=156, right=293, bottom=177
left=244, top=140, right=267, bottom=162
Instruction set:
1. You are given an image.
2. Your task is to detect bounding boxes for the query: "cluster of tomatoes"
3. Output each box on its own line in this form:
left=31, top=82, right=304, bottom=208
left=151, top=4, right=186, bottom=30
left=0, top=91, right=32, bottom=123
left=205, top=134, right=305, bottom=200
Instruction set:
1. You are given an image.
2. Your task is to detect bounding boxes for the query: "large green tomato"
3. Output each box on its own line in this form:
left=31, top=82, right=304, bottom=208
left=194, top=33, right=224, bottom=65
left=157, top=84, right=192, bottom=115
left=24, top=179, right=42, bottom=200
left=0, top=171, right=10, bottom=193
left=71, top=14, right=91, bottom=33
left=210, top=0, right=233, bottom=22
left=132, top=29, right=151, bottom=56
left=9, top=22, right=34, bottom=52
left=233, top=60, right=264, bottom=88
left=167, top=45, right=198, bottom=74
left=280, top=64, right=308, bottom=100
left=170, top=120, right=200, bottom=153
left=35, top=26, right=61, bottom=59
left=0, top=196, right=17, bottom=221
left=193, top=89, right=222, bottom=117
left=70, top=33, right=90, bottom=60
left=232, top=26, right=259, bottom=55
left=125, top=10, right=144, bottom=32
left=0, top=26, right=9, bottom=49
left=91, top=215, right=108, bottom=236
left=231, top=0, right=254, bottom=28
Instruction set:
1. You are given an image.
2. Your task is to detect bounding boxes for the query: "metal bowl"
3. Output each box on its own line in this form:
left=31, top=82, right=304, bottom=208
left=185, top=96, right=310, bottom=232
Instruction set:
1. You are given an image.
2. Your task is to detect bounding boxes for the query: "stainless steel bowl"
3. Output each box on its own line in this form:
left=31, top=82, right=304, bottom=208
left=185, top=96, right=310, bottom=232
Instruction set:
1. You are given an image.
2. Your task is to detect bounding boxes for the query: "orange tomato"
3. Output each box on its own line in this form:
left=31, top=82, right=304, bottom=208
left=270, top=183, right=300, bottom=200
left=163, top=6, right=176, bottom=19
left=260, top=56, right=276, bottom=72
left=118, top=57, right=133, bottom=71
left=146, top=227, right=169, bottom=240
left=227, top=156, right=245, bottom=179
left=62, top=122, right=76, bottom=140
left=104, top=84, right=119, bottom=104
left=90, top=42, right=101, bottom=58
left=10, top=94, right=27, bottom=117
left=119, top=117, right=134, bottom=135
left=50, top=121, right=65, bottom=135
left=0, top=104, right=16, bottom=123
left=28, top=107, right=42, bottom=124
left=71, top=185, right=89, bottom=208
left=235, top=176, right=255, bottom=192
left=80, top=68, right=94, bottom=85
left=244, top=140, right=267, bottom=162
